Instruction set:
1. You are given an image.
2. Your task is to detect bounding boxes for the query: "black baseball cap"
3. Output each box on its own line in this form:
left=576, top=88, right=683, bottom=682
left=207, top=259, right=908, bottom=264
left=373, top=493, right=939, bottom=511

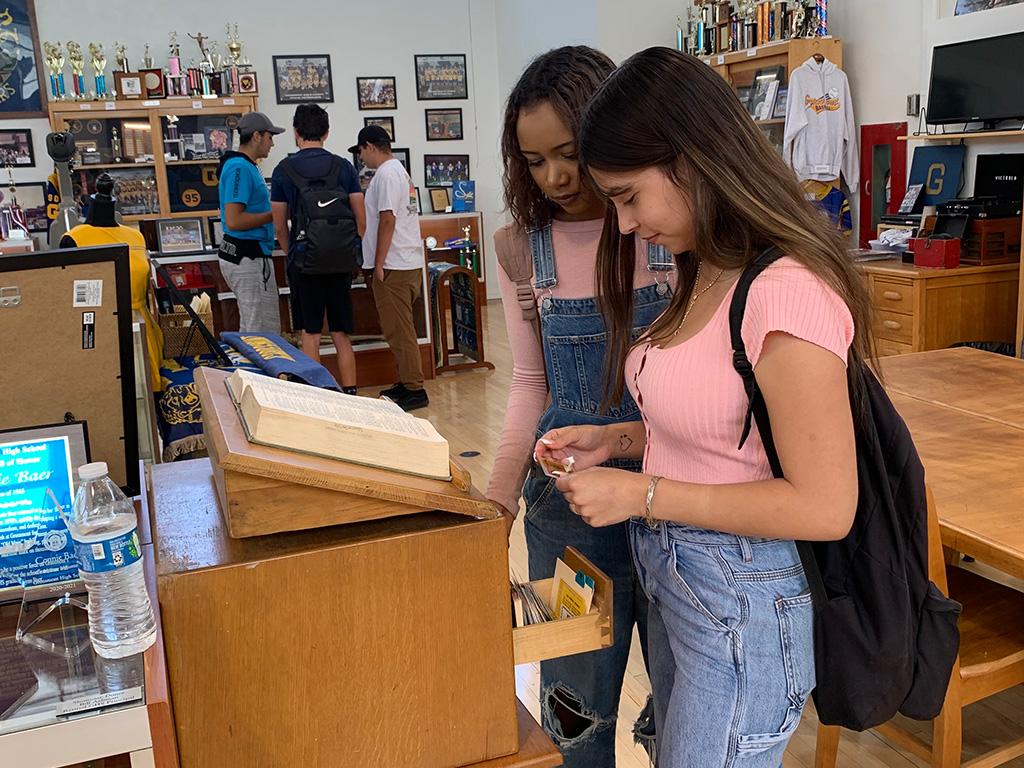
left=348, top=124, right=391, bottom=154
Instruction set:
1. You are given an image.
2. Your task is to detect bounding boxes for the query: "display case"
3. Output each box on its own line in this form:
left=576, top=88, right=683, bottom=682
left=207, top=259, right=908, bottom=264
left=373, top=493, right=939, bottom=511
left=700, top=37, right=843, bottom=154
left=49, top=96, right=258, bottom=223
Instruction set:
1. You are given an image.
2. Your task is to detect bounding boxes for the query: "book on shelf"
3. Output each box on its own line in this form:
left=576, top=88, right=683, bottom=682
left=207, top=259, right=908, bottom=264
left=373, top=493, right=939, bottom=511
left=225, top=369, right=451, bottom=481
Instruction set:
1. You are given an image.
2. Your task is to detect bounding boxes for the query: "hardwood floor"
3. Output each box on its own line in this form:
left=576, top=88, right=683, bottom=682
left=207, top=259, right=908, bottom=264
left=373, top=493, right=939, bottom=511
left=410, top=300, right=1024, bottom=768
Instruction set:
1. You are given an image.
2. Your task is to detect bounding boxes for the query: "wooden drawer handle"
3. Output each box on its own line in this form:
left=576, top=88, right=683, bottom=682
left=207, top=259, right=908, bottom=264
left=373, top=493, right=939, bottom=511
left=882, top=290, right=902, bottom=300
left=883, top=320, right=902, bottom=330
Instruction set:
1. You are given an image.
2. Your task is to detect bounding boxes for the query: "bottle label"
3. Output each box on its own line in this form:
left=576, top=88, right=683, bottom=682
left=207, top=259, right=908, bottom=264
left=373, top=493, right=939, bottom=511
left=74, top=528, right=142, bottom=574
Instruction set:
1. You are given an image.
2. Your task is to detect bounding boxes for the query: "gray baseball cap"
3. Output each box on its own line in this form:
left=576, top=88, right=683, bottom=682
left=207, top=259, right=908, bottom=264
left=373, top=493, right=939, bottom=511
left=237, top=111, right=285, bottom=135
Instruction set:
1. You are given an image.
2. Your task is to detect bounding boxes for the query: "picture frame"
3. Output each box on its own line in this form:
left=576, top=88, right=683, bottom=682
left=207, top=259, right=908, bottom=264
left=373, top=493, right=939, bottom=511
left=392, top=147, right=411, bottom=176
left=237, top=70, right=259, bottom=94
left=363, top=116, right=395, bottom=141
left=0, top=129, right=34, bottom=167
left=414, top=54, right=468, bottom=100
left=273, top=54, right=334, bottom=104
left=425, top=108, right=463, bottom=141
left=207, top=216, right=223, bottom=248
left=0, top=0, right=47, bottom=119
left=114, top=71, right=143, bottom=100
left=772, top=86, right=789, bottom=119
left=156, top=217, right=206, bottom=254
left=413, top=186, right=422, bottom=214
left=424, top=154, right=469, bottom=188
left=203, top=125, right=232, bottom=156
left=430, top=187, right=450, bottom=213
left=356, top=76, right=397, bottom=110
left=139, top=67, right=165, bottom=99
left=2, top=181, right=47, bottom=231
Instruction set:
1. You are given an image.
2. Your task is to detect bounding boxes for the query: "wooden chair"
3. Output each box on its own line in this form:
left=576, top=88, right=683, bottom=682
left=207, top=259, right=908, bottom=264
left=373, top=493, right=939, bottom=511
left=814, top=487, right=1024, bottom=768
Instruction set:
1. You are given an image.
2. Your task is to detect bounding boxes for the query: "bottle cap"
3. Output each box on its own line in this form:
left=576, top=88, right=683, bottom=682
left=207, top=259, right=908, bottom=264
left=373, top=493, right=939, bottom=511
left=78, top=461, right=109, bottom=480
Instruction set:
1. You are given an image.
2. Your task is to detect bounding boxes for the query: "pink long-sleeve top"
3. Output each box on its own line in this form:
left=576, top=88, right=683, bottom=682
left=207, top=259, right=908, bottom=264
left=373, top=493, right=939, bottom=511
left=626, top=257, right=855, bottom=485
left=486, top=218, right=666, bottom=515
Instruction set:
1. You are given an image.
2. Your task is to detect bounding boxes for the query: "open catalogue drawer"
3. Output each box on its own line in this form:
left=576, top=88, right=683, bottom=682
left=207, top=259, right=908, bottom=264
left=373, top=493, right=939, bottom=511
left=511, top=546, right=614, bottom=666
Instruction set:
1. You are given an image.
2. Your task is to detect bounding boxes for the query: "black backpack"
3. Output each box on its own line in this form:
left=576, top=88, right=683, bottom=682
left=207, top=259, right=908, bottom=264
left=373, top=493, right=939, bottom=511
left=281, top=156, right=360, bottom=275
left=729, top=247, right=962, bottom=731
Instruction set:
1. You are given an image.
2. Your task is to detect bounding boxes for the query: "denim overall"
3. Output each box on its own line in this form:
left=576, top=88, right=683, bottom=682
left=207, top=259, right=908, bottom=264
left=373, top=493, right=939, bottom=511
left=521, top=226, right=672, bottom=768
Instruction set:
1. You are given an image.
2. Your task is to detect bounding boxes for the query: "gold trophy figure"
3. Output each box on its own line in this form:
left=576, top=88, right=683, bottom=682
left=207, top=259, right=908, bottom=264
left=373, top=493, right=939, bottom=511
left=188, top=31, right=212, bottom=67
left=42, top=41, right=65, bottom=99
left=88, top=42, right=108, bottom=99
left=226, top=23, right=242, bottom=66
left=66, top=41, right=86, bottom=99
left=114, top=41, right=128, bottom=73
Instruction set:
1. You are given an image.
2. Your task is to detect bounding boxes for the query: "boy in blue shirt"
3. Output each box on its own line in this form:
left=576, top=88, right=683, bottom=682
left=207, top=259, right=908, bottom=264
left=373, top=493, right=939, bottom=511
left=217, top=111, right=284, bottom=332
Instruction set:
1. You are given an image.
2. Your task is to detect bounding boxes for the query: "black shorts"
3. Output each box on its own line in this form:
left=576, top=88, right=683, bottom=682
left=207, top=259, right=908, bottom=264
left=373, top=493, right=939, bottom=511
left=294, top=272, right=354, bottom=335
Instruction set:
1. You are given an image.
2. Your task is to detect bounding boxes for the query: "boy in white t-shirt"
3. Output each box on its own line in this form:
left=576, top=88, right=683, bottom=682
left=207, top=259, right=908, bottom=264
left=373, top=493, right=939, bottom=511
left=349, top=125, right=427, bottom=411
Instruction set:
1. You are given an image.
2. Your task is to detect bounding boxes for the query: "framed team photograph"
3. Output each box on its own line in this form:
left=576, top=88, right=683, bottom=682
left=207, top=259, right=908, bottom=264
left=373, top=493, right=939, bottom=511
left=363, top=116, right=395, bottom=141
left=414, top=54, right=468, bottom=100
left=0, top=128, right=34, bottom=166
left=424, top=154, right=469, bottom=187
left=425, top=108, right=463, bottom=141
left=357, top=76, right=397, bottom=110
left=273, top=54, right=334, bottom=103
left=156, top=217, right=206, bottom=254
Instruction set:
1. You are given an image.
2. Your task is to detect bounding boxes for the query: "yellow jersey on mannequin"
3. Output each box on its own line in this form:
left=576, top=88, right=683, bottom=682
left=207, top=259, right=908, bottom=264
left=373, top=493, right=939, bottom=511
left=60, top=176, right=164, bottom=392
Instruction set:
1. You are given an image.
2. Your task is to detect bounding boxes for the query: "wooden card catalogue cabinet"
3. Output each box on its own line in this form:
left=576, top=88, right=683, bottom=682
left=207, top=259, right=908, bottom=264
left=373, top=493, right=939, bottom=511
left=154, top=372, right=614, bottom=766
left=152, top=459, right=520, bottom=768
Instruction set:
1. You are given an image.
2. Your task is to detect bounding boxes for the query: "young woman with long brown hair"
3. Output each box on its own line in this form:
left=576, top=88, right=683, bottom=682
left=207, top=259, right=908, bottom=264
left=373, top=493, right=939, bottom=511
left=487, top=46, right=673, bottom=767
left=535, top=47, right=871, bottom=766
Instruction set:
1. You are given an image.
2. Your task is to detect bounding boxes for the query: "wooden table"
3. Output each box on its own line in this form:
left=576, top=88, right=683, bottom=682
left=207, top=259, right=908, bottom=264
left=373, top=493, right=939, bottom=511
left=878, top=347, right=1024, bottom=580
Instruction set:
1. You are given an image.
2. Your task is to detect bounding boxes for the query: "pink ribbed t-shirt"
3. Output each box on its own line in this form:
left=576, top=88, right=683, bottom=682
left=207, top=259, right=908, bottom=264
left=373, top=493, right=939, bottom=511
left=626, top=257, right=855, bottom=484
left=485, top=218, right=665, bottom=515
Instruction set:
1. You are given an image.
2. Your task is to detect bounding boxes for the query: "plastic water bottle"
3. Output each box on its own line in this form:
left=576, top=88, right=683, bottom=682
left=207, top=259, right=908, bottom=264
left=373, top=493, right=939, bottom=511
left=68, top=462, right=156, bottom=659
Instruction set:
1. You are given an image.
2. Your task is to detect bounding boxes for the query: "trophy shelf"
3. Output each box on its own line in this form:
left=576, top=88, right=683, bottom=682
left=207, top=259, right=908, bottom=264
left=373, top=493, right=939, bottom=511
left=48, top=96, right=259, bottom=221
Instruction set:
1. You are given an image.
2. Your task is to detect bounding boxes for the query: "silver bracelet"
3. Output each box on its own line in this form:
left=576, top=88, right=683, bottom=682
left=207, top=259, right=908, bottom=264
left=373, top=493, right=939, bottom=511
left=644, top=475, right=662, bottom=528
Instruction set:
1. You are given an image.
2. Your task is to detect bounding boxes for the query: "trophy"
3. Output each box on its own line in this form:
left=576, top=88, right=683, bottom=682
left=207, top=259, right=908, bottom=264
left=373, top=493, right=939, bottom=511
left=165, top=32, right=188, bottom=97
left=459, top=225, right=477, bottom=272
left=141, top=42, right=154, bottom=69
left=226, top=23, right=242, bottom=65
left=163, top=114, right=183, bottom=160
left=676, top=16, right=684, bottom=53
left=188, top=31, right=212, bottom=68
left=42, top=41, right=66, bottom=100
left=88, top=42, right=108, bottom=99
left=66, top=41, right=85, bottom=99
left=110, top=124, right=122, bottom=163
left=114, top=41, right=128, bottom=73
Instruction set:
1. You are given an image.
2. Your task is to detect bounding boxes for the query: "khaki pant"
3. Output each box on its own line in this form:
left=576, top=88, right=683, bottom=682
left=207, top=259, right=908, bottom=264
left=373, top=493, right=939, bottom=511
left=373, top=268, right=424, bottom=389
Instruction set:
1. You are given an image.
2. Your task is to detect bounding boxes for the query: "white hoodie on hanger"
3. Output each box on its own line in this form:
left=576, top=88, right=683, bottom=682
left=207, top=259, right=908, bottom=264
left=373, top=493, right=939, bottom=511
left=784, top=57, right=859, bottom=192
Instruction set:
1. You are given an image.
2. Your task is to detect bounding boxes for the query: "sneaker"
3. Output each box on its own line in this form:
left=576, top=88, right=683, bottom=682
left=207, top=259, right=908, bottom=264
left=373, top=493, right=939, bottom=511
left=379, top=382, right=405, bottom=399
left=393, top=387, right=429, bottom=412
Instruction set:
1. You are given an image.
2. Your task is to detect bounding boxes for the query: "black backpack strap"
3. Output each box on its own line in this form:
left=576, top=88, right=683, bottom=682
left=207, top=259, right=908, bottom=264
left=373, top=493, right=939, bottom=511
left=279, top=156, right=309, bottom=191
left=728, top=246, right=827, bottom=604
left=729, top=245, right=785, bottom=463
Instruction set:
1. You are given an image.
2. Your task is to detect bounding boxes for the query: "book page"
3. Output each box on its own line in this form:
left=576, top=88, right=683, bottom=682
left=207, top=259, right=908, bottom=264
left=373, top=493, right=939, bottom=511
left=235, top=371, right=444, bottom=442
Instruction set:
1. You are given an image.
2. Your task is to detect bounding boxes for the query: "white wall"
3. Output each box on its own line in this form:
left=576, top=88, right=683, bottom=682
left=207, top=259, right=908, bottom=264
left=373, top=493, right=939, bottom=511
left=20, top=0, right=513, bottom=295
left=831, top=0, right=1024, bottom=238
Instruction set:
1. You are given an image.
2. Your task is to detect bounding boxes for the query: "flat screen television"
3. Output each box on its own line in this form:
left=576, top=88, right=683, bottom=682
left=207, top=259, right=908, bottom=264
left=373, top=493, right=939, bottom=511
left=927, top=31, right=1024, bottom=127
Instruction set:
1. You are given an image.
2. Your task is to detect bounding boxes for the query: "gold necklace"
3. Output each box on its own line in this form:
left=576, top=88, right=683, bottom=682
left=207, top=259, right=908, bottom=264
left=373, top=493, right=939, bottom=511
left=672, top=260, right=725, bottom=337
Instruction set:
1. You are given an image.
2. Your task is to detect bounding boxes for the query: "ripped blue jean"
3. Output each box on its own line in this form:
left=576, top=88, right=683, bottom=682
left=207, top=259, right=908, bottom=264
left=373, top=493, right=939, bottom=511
left=524, top=466, right=654, bottom=768
left=630, top=520, right=814, bottom=767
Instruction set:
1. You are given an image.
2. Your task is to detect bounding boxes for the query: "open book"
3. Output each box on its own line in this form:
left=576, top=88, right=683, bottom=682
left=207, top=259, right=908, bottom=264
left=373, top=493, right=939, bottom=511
left=224, top=369, right=451, bottom=480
